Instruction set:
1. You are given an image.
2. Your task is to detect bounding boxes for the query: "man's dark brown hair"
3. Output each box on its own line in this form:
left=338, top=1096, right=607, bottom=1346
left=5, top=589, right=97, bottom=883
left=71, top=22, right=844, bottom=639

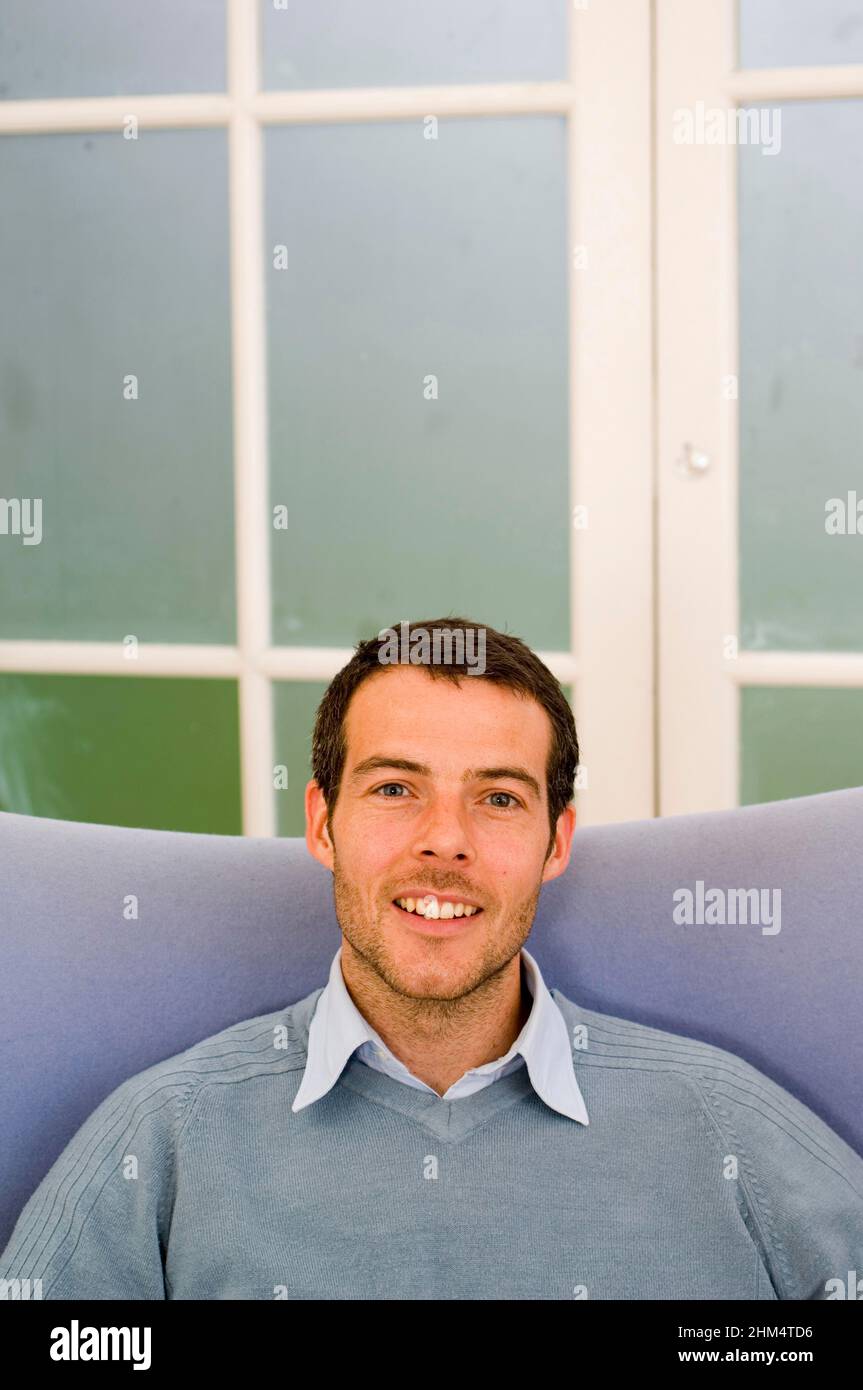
left=311, top=615, right=579, bottom=860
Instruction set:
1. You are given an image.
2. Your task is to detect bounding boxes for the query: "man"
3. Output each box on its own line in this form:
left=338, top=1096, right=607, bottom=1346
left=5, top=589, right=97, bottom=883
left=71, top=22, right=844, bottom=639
left=2, top=616, right=862, bottom=1299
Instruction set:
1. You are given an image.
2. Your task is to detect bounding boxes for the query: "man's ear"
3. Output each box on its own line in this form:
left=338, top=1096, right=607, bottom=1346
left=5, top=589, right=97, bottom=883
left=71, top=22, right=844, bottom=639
left=305, top=779, right=335, bottom=871
left=541, top=803, right=576, bottom=886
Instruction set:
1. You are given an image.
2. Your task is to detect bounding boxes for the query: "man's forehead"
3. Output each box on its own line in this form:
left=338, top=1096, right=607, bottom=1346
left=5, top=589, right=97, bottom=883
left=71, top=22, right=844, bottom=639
left=344, top=668, right=551, bottom=769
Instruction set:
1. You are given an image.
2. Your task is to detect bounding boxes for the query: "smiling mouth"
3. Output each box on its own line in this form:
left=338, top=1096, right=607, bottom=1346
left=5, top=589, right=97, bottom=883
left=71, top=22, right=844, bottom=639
left=392, top=896, right=483, bottom=922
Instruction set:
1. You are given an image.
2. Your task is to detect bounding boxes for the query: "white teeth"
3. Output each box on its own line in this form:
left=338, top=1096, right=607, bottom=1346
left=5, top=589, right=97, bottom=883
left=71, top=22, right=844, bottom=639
left=395, top=895, right=479, bottom=919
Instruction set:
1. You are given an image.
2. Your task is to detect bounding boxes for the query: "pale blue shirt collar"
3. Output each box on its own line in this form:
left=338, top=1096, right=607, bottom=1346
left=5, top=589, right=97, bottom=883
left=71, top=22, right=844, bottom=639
left=292, top=944, right=589, bottom=1125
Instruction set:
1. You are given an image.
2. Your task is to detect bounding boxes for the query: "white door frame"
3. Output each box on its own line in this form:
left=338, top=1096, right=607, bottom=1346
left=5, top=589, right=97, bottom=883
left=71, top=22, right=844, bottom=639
left=656, top=0, right=739, bottom=817
left=570, top=0, right=654, bottom=825
left=656, top=0, right=863, bottom=816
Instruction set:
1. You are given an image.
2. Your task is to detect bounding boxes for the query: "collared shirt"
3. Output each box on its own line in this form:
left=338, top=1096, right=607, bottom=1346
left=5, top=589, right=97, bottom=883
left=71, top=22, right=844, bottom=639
left=292, top=944, right=589, bottom=1124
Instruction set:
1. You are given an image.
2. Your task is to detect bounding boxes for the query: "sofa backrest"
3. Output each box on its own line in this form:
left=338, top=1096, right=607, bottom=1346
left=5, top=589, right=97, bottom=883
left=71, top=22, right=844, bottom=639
left=2, top=786, right=861, bottom=1249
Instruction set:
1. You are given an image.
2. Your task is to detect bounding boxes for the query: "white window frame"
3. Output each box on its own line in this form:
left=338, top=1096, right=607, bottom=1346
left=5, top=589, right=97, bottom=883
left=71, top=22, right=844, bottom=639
left=0, top=0, right=654, bottom=833
left=656, top=0, right=863, bottom=817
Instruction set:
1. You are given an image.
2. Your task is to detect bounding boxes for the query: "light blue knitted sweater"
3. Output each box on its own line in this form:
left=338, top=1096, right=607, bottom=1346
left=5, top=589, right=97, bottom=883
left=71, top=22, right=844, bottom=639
left=2, top=984, right=862, bottom=1300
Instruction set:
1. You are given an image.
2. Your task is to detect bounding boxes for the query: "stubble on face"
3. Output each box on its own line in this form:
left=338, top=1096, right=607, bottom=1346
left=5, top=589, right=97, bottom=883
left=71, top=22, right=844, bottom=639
left=332, top=852, right=542, bottom=1033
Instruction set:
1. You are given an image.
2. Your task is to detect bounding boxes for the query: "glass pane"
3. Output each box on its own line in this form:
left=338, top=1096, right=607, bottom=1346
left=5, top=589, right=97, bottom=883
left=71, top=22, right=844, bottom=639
left=0, top=0, right=226, bottom=100
left=738, top=0, right=863, bottom=70
left=273, top=680, right=330, bottom=837
left=738, top=100, right=863, bottom=652
left=274, top=677, right=575, bottom=838
left=740, top=687, right=863, bottom=804
left=261, top=0, right=566, bottom=90
left=0, top=674, right=241, bottom=832
left=0, top=130, right=236, bottom=643
left=266, top=118, right=569, bottom=651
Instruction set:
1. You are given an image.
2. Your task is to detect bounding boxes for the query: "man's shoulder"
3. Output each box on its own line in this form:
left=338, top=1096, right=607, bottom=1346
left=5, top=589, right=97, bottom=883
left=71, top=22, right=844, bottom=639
left=108, top=984, right=325, bottom=1112
left=550, top=988, right=863, bottom=1174
left=550, top=987, right=768, bottom=1089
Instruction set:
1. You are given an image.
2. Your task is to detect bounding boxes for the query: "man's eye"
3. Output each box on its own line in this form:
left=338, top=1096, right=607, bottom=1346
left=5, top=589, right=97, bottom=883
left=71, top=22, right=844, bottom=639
left=374, top=782, right=409, bottom=798
left=371, top=784, right=520, bottom=809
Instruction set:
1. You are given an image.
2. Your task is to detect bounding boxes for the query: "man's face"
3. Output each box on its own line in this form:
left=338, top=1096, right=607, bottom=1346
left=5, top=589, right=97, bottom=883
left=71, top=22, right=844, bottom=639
left=306, top=666, right=575, bottom=1003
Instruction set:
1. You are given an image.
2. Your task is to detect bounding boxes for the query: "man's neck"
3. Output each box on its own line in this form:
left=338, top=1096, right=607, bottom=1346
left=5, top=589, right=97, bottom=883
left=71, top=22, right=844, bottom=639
left=340, top=945, right=532, bottom=1097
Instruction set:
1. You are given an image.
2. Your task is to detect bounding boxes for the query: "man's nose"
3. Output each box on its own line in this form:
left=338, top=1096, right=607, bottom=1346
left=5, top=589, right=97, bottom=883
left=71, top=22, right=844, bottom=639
left=410, top=797, right=475, bottom=862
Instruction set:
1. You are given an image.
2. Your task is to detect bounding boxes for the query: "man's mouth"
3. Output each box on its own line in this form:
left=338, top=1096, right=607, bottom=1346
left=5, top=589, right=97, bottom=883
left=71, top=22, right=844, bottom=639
left=391, top=894, right=483, bottom=921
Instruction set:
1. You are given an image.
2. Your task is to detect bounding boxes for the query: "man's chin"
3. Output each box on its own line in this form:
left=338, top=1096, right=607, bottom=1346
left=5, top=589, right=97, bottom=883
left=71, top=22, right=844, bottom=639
left=364, top=947, right=479, bottom=1002
left=350, top=930, right=518, bottom=1005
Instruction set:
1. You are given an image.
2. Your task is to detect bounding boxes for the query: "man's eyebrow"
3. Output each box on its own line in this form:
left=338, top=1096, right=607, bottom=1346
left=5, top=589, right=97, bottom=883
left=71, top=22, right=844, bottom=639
left=471, top=766, right=542, bottom=800
left=348, top=756, right=542, bottom=800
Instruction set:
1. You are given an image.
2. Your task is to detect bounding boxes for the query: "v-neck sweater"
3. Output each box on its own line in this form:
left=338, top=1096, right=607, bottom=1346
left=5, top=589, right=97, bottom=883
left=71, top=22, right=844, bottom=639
left=2, top=982, right=862, bottom=1300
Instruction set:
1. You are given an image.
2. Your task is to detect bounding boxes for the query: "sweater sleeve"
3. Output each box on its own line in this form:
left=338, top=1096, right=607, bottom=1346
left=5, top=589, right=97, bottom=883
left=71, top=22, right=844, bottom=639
left=694, top=1063, right=863, bottom=1301
left=0, top=1066, right=196, bottom=1300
